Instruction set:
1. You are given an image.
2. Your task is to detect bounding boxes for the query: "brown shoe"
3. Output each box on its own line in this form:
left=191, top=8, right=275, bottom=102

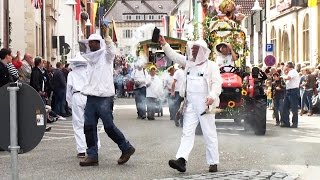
left=209, top=164, right=218, bottom=172
left=77, top=153, right=86, bottom=158
left=118, top=147, right=135, bottom=165
left=79, top=157, right=98, bottom=166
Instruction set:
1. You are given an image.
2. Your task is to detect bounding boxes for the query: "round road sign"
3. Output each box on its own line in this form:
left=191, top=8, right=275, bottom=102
left=264, top=55, right=276, bottom=67
left=0, top=83, right=46, bottom=153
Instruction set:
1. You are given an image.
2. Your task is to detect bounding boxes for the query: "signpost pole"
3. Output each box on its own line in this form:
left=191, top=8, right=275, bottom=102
left=7, top=83, right=21, bottom=180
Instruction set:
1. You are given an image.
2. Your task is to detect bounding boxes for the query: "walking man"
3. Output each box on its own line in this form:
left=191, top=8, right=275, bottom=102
left=159, top=36, right=222, bottom=172
left=281, top=62, right=300, bottom=128
left=79, top=32, right=135, bottom=166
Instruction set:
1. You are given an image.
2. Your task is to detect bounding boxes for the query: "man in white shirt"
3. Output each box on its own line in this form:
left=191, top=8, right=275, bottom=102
left=145, top=65, right=162, bottom=120
left=131, top=62, right=147, bottom=119
left=215, top=42, right=237, bottom=71
left=171, top=65, right=185, bottom=127
left=79, top=32, right=135, bottom=166
left=281, top=62, right=300, bottom=128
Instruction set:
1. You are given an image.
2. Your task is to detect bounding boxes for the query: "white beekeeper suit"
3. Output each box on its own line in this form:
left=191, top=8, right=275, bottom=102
left=163, top=39, right=222, bottom=168
left=66, top=53, right=100, bottom=156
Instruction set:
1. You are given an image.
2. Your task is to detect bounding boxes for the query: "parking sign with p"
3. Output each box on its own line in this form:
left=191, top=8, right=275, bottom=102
left=266, top=44, right=273, bottom=52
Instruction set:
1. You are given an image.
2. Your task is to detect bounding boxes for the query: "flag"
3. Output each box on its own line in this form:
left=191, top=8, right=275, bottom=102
left=90, top=3, right=98, bottom=32
left=31, top=0, right=42, bottom=9
left=308, top=0, right=317, bottom=7
left=75, top=0, right=81, bottom=21
left=161, top=16, right=170, bottom=36
left=112, top=20, right=118, bottom=43
left=176, top=12, right=186, bottom=39
left=189, top=0, right=194, bottom=21
left=169, top=16, right=175, bottom=37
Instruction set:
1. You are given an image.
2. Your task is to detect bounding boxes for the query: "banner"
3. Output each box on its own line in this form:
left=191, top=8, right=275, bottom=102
left=31, top=0, right=42, bottom=9
left=308, top=0, right=317, bottom=7
left=75, top=0, right=81, bottom=21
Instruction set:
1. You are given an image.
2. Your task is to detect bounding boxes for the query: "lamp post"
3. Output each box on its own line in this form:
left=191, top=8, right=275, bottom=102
left=251, top=0, right=262, bottom=65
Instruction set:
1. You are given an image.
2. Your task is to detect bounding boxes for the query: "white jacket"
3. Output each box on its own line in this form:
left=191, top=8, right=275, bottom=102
left=81, top=37, right=116, bottom=97
left=162, top=43, right=222, bottom=108
left=66, top=66, right=88, bottom=107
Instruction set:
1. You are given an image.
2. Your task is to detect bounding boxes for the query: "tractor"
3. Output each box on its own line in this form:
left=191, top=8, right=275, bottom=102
left=198, top=0, right=268, bottom=135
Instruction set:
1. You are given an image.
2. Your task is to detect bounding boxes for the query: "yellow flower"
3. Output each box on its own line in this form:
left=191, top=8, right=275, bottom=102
left=227, top=101, right=236, bottom=108
left=241, top=89, right=247, bottom=96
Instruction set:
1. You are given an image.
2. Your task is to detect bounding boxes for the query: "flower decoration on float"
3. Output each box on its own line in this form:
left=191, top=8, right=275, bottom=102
left=227, top=100, right=236, bottom=108
left=241, top=89, right=247, bottom=96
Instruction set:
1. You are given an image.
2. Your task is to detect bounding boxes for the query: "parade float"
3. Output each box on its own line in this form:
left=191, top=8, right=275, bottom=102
left=201, top=0, right=267, bottom=135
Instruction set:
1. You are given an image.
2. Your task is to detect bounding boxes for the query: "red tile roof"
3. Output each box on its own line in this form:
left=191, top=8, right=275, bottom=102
left=235, top=0, right=265, bottom=16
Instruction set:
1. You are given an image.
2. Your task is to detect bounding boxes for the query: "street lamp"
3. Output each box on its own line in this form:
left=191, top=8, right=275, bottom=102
left=81, top=11, right=92, bottom=26
left=251, top=0, right=262, bottom=11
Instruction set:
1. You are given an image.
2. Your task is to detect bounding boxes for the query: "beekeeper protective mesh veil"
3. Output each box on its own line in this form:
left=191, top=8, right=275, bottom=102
left=78, top=34, right=107, bottom=64
left=186, top=39, right=211, bottom=65
left=69, top=52, right=88, bottom=70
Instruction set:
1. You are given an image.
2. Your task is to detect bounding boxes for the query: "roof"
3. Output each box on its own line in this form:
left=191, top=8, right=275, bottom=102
left=104, top=0, right=177, bottom=22
left=171, top=0, right=186, bottom=14
left=235, top=0, right=265, bottom=16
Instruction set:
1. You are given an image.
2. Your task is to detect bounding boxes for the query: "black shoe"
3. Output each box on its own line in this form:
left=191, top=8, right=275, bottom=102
left=280, top=124, right=290, bottom=128
left=290, top=124, right=298, bottom=128
left=147, top=117, right=155, bottom=120
left=168, top=158, right=186, bottom=172
left=174, top=120, right=180, bottom=127
left=45, top=127, right=52, bottom=132
left=118, top=147, right=135, bottom=165
left=209, top=164, right=218, bottom=172
left=77, top=153, right=86, bottom=158
left=79, top=157, right=99, bottom=166
left=141, top=115, right=146, bottom=119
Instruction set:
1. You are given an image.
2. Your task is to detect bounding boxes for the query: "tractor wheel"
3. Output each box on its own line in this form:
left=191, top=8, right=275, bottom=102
left=234, top=117, right=242, bottom=124
left=253, top=97, right=267, bottom=135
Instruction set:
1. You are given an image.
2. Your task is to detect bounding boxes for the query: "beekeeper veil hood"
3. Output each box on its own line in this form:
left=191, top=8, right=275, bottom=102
left=79, top=33, right=109, bottom=64
left=186, top=39, right=211, bottom=65
left=69, top=52, right=88, bottom=70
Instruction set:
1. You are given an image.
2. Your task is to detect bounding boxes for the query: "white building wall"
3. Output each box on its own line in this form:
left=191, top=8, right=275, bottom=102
left=9, top=0, right=27, bottom=54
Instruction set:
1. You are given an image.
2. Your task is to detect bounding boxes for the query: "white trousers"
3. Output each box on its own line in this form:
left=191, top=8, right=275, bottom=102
left=176, top=103, right=219, bottom=165
left=72, top=94, right=100, bottom=153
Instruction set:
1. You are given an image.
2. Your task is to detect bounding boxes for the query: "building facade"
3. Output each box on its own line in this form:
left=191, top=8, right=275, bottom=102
left=269, top=0, right=319, bottom=66
left=104, top=0, right=177, bottom=56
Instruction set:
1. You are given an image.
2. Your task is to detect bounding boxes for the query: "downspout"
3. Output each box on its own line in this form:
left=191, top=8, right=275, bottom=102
left=295, top=9, right=298, bottom=63
left=41, top=0, right=47, bottom=60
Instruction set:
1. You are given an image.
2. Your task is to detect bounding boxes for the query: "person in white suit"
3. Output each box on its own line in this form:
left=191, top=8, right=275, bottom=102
left=159, top=36, right=223, bottom=173
left=66, top=53, right=101, bottom=158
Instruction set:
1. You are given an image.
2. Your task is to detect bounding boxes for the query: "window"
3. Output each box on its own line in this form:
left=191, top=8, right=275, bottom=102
left=270, top=27, right=277, bottom=58
left=303, top=14, right=309, bottom=62
left=122, top=15, right=132, bottom=21
left=123, top=29, right=132, bottom=39
left=270, top=0, right=276, bottom=7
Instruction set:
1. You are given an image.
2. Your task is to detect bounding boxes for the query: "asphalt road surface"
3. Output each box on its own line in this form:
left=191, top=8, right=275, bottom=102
left=0, top=98, right=319, bottom=179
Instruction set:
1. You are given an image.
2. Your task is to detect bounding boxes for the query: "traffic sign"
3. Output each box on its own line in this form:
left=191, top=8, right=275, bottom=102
left=264, top=55, right=276, bottom=67
left=266, top=44, right=274, bottom=52
left=0, top=83, right=46, bottom=153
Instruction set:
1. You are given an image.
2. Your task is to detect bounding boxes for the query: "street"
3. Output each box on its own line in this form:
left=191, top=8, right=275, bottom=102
left=0, top=98, right=319, bottom=180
